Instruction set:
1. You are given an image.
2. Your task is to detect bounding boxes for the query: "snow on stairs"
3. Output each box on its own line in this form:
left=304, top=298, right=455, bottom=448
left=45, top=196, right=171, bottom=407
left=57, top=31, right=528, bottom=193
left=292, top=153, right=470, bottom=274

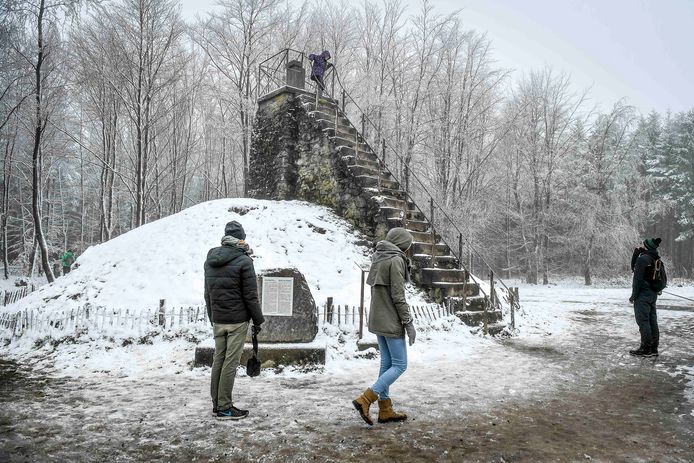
left=298, top=94, right=504, bottom=331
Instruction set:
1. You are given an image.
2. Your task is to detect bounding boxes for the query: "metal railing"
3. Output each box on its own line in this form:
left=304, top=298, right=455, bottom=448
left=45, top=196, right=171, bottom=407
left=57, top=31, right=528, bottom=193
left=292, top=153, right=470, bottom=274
left=257, top=48, right=337, bottom=100
left=256, top=50, right=520, bottom=318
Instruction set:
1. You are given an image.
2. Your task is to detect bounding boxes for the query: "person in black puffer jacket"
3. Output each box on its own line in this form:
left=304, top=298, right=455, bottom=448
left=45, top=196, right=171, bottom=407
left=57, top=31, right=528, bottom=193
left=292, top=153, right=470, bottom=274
left=205, top=220, right=264, bottom=420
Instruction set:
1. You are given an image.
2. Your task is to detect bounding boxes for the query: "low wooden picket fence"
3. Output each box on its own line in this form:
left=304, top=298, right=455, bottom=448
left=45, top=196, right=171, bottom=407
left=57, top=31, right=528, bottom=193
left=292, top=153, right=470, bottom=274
left=0, top=303, right=209, bottom=339
left=317, top=300, right=453, bottom=329
left=2, top=284, right=36, bottom=306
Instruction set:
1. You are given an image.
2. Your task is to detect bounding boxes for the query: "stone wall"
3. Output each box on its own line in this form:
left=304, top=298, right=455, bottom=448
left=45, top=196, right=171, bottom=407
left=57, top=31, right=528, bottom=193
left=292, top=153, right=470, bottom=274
left=249, top=88, right=389, bottom=240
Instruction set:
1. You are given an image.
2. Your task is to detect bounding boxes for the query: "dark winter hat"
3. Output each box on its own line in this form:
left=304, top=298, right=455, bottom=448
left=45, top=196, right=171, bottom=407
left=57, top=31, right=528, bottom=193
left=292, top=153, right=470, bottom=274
left=643, top=237, right=661, bottom=250
left=224, top=221, right=246, bottom=240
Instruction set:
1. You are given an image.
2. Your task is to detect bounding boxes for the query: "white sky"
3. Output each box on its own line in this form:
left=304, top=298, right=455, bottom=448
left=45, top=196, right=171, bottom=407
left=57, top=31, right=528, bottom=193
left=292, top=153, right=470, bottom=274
left=181, top=0, right=694, bottom=114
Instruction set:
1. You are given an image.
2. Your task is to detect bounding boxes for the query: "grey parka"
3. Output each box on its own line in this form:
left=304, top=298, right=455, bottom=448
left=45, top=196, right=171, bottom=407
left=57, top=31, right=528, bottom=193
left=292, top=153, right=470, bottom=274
left=366, top=228, right=413, bottom=338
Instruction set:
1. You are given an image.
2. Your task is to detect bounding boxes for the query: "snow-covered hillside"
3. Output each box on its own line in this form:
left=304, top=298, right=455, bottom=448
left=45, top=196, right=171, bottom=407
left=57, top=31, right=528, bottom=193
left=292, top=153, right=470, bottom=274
left=5, top=199, right=420, bottom=315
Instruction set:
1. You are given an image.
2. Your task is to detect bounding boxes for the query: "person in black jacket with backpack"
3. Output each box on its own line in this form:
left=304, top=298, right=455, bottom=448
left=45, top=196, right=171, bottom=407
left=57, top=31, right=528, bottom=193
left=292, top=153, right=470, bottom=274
left=629, top=237, right=666, bottom=357
left=205, top=221, right=265, bottom=420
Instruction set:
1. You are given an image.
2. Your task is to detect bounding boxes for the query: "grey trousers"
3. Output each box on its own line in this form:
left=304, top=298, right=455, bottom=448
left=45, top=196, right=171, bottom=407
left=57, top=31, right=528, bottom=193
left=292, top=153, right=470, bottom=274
left=210, top=322, right=248, bottom=411
left=634, top=290, right=659, bottom=348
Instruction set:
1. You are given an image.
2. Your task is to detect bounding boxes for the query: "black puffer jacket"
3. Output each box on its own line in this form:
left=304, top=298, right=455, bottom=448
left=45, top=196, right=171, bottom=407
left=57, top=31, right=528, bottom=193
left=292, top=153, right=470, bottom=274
left=204, top=244, right=264, bottom=326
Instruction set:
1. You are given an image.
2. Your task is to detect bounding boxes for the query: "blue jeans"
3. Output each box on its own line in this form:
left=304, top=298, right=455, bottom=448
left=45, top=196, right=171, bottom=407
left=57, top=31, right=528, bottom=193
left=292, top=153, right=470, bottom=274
left=371, top=335, right=408, bottom=399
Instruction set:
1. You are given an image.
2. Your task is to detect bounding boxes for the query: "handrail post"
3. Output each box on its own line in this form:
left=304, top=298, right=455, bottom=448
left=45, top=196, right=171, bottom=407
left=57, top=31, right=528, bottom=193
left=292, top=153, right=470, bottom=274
left=458, top=233, right=463, bottom=269
left=381, top=139, right=386, bottom=164
left=361, top=113, right=366, bottom=141
left=430, top=197, right=435, bottom=267
left=404, top=164, right=409, bottom=194
left=359, top=269, right=366, bottom=339
left=342, top=89, right=346, bottom=112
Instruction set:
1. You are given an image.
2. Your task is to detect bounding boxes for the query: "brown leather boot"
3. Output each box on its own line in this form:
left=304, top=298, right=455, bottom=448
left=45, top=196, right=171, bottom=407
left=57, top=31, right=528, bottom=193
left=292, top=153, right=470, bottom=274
left=377, top=398, right=407, bottom=423
left=352, top=388, right=378, bottom=425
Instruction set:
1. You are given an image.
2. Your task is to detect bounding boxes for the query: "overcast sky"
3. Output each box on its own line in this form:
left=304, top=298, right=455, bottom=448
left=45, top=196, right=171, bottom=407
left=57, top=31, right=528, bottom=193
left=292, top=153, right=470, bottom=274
left=180, top=0, right=693, bottom=114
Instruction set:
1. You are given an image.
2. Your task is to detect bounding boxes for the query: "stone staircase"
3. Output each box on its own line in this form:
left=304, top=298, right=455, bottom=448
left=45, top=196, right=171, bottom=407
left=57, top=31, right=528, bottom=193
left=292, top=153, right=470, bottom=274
left=296, top=94, right=503, bottom=330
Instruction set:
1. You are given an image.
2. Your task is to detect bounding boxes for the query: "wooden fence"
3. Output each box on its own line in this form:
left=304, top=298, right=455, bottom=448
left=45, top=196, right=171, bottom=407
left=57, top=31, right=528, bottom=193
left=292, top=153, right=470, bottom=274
left=2, top=284, right=36, bottom=306
left=0, top=303, right=209, bottom=339
left=317, top=300, right=453, bottom=329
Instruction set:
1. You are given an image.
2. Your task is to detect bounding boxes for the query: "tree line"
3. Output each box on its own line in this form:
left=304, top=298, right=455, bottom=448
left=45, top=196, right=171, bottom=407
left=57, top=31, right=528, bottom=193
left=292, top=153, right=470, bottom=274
left=0, top=0, right=692, bottom=284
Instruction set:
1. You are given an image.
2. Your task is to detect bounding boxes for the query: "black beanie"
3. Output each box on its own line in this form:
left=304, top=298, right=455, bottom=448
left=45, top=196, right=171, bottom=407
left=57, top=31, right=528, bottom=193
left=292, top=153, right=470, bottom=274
left=224, top=221, right=246, bottom=240
left=643, top=237, right=661, bottom=250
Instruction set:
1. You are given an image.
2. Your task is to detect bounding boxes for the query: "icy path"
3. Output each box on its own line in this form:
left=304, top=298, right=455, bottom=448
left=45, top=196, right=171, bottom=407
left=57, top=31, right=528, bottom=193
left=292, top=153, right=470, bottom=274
left=1, top=284, right=694, bottom=462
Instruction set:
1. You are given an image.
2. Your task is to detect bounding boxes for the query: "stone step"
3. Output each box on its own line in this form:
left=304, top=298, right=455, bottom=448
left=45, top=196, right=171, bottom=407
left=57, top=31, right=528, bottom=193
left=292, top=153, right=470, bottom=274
left=195, top=344, right=326, bottom=367
left=447, top=295, right=487, bottom=312
left=417, top=267, right=468, bottom=284
left=379, top=206, right=406, bottom=220
left=428, top=281, right=479, bottom=298
left=385, top=217, right=431, bottom=233
left=411, top=241, right=449, bottom=256
left=320, top=124, right=358, bottom=139
left=341, top=155, right=380, bottom=170
left=403, top=219, right=430, bottom=232
left=355, top=174, right=400, bottom=191
left=407, top=230, right=439, bottom=244
left=373, top=196, right=416, bottom=211
left=363, top=186, right=407, bottom=200
left=331, top=136, right=373, bottom=154
left=348, top=164, right=392, bottom=180
left=455, top=309, right=503, bottom=326
left=411, top=254, right=459, bottom=270
left=337, top=146, right=379, bottom=163
left=308, top=109, right=351, bottom=126
left=298, top=96, right=340, bottom=112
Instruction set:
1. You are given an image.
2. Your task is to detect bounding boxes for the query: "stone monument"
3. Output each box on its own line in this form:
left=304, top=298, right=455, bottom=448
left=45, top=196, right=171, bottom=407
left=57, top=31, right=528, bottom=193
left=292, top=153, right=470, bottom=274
left=253, top=268, right=318, bottom=343
left=194, top=267, right=324, bottom=367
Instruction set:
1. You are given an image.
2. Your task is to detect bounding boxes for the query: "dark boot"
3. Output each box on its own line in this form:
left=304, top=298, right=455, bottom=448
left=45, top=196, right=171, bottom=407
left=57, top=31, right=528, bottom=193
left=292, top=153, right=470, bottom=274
left=352, top=388, right=378, bottom=426
left=629, top=345, right=650, bottom=356
left=377, top=398, right=407, bottom=423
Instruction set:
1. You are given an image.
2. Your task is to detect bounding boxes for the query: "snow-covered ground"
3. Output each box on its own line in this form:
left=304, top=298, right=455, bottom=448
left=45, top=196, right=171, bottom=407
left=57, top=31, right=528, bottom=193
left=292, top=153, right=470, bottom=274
left=1, top=198, right=693, bottom=461
left=1, top=281, right=693, bottom=462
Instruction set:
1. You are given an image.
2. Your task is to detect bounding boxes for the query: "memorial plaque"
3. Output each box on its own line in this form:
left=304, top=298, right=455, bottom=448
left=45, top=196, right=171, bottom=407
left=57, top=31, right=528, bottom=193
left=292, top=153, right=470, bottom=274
left=261, top=277, right=294, bottom=316
left=253, top=268, right=318, bottom=343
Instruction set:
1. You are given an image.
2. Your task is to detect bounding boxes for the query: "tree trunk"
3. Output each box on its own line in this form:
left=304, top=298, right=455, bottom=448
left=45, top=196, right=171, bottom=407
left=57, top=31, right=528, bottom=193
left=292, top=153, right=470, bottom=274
left=31, top=0, right=55, bottom=283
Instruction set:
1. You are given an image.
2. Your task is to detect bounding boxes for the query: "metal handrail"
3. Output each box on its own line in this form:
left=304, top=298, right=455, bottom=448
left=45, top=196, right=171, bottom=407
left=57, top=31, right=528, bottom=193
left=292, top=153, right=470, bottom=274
left=327, top=67, right=515, bottom=309
left=255, top=50, right=518, bottom=315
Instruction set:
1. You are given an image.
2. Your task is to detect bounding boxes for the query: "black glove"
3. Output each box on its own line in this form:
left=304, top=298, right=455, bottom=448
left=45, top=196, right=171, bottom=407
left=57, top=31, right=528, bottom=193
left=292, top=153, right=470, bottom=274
left=252, top=324, right=262, bottom=335
left=404, top=322, right=416, bottom=346
left=629, top=297, right=635, bottom=304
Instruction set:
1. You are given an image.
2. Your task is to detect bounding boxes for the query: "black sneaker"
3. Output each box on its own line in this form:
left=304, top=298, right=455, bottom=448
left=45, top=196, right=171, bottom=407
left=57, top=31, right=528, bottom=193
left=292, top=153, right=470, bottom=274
left=629, top=346, right=650, bottom=356
left=231, top=405, right=249, bottom=415
left=649, top=347, right=659, bottom=357
left=212, top=406, right=218, bottom=416
left=216, top=406, right=249, bottom=421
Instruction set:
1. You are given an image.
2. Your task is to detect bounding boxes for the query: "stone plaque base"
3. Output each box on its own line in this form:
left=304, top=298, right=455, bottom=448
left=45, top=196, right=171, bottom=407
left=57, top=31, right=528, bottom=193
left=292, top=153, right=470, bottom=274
left=253, top=268, right=318, bottom=343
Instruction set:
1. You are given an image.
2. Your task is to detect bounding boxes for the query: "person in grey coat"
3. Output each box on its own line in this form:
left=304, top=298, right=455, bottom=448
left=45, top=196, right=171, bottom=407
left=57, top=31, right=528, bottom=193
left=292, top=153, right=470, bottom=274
left=352, top=227, right=416, bottom=425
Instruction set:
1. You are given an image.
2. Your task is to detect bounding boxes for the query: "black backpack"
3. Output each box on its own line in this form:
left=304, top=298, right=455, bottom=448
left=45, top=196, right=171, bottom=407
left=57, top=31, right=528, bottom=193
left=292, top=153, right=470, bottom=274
left=645, top=255, right=667, bottom=292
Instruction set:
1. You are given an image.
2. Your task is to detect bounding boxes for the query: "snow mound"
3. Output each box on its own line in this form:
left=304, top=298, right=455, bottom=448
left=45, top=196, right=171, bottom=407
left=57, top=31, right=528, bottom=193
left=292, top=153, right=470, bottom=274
left=5, top=199, right=386, bottom=314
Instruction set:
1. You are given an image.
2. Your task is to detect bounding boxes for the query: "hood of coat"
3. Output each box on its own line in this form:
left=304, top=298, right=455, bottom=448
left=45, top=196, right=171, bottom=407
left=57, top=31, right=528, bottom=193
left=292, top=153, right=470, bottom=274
left=371, top=228, right=413, bottom=266
left=206, top=245, right=246, bottom=268
left=385, top=227, right=412, bottom=252
left=321, top=50, right=331, bottom=60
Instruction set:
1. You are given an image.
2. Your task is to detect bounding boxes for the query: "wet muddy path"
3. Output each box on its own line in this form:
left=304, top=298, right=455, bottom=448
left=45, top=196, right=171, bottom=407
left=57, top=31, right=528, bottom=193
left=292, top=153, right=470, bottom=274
left=1, top=298, right=693, bottom=462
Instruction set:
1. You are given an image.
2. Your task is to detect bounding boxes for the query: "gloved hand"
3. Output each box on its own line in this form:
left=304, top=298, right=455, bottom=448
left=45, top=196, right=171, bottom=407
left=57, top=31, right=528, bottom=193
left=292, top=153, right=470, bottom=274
left=404, top=322, right=416, bottom=346
left=629, top=297, right=635, bottom=304
left=252, top=324, right=262, bottom=335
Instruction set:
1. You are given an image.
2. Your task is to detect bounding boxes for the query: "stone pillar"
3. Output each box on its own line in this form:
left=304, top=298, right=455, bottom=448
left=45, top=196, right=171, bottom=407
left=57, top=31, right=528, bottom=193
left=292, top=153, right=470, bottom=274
left=286, top=60, right=305, bottom=89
